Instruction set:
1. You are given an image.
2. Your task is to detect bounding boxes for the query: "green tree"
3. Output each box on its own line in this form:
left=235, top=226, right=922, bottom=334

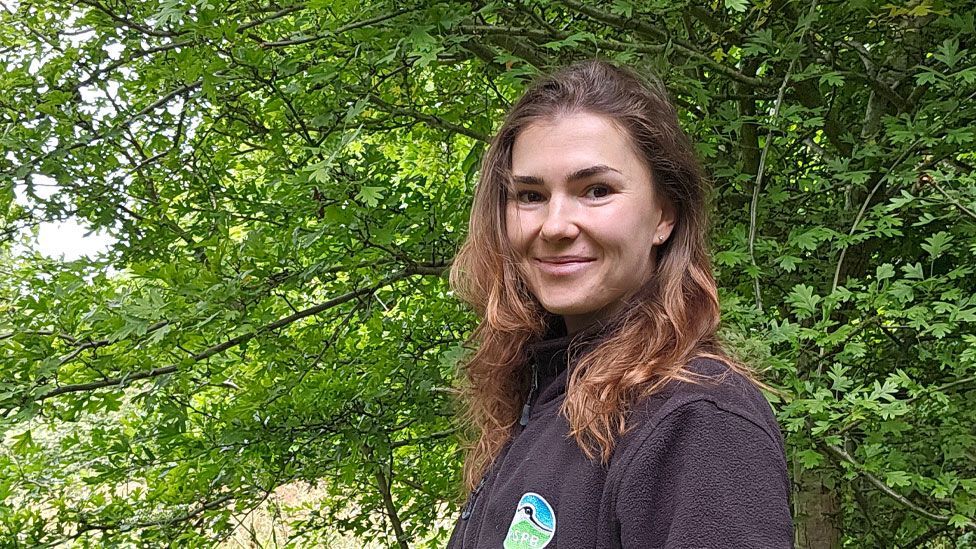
left=2, top=0, right=975, bottom=546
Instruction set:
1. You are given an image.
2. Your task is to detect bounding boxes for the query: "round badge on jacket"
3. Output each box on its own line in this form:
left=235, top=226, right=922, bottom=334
left=503, top=492, right=556, bottom=548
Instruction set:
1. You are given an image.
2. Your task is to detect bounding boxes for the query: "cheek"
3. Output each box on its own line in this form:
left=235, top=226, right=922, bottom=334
left=604, top=212, right=656, bottom=264
left=505, top=207, right=526, bottom=250
left=600, top=214, right=647, bottom=246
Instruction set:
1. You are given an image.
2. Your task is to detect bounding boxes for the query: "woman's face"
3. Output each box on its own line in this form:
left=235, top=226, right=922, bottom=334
left=506, top=112, right=675, bottom=334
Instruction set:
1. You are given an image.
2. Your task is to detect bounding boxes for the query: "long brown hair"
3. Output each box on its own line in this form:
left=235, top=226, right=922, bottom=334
left=449, top=59, right=759, bottom=491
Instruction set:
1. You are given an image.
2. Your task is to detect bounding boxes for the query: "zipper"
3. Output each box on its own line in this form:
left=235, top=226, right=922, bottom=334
left=461, top=361, right=539, bottom=520
left=456, top=361, right=538, bottom=545
left=519, top=360, right=539, bottom=428
left=460, top=474, right=487, bottom=520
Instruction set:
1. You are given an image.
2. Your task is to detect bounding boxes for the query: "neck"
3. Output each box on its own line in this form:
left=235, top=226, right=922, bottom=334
left=562, top=300, right=627, bottom=335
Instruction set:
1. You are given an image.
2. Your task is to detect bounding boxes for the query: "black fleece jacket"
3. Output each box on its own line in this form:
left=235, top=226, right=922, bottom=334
left=446, top=319, right=793, bottom=549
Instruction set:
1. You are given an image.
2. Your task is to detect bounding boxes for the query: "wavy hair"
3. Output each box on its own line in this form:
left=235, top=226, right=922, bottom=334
left=449, top=59, right=760, bottom=491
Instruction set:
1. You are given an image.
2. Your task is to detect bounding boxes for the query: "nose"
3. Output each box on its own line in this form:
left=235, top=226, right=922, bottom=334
left=539, top=194, right=581, bottom=242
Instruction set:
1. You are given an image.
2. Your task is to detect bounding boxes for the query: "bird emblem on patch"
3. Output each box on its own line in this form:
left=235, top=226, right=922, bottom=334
left=504, top=492, right=556, bottom=548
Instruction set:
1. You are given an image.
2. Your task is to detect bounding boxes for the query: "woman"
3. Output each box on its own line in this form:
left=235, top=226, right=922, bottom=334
left=447, top=60, right=792, bottom=548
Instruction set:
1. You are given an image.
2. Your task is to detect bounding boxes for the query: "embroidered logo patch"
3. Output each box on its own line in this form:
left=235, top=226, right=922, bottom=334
left=503, top=492, right=556, bottom=548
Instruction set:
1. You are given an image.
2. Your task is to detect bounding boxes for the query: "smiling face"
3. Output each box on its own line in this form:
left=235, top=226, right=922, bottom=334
left=506, top=112, right=676, bottom=334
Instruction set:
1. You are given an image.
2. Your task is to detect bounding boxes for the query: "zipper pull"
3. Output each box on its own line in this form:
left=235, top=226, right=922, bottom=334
left=519, top=402, right=531, bottom=427
left=461, top=475, right=487, bottom=519
left=519, top=361, right=540, bottom=428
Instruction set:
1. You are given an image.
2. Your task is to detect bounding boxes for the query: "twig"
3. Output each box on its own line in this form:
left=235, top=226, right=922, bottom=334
left=368, top=96, right=489, bottom=142
left=831, top=88, right=976, bottom=293
left=74, top=493, right=239, bottom=538
left=30, top=268, right=445, bottom=403
left=238, top=5, right=304, bottom=32
left=930, top=180, right=976, bottom=222
left=16, top=81, right=203, bottom=176
left=391, top=428, right=458, bottom=448
left=836, top=373, right=976, bottom=436
left=831, top=149, right=909, bottom=294
left=0, top=330, right=77, bottom=343
left=557, top=0, right=771, bottom=88
left=748, top=0, right=820, bottom=312
left=75, top=0, right=186, bottom=38
left=748, top=65, right=793, bottom=313
left=260, top=8, right=415, bottom=48
left=822, top=443, right=969, bottom=526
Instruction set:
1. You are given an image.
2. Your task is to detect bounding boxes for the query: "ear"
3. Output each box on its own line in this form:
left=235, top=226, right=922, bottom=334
left=654, top=197, right=677, bottom=244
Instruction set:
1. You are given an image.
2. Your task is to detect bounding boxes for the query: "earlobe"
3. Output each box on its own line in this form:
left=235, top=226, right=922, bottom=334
left=655, top=200, right=677, bottom=243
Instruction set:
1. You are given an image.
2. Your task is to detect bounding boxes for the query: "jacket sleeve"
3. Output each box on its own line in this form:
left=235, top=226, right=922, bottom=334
left=614, top=399, right=793, bottom=549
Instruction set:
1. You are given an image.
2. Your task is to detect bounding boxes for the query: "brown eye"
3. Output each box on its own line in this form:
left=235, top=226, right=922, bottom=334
left=517, top=190, right=544, bottom=203
left=586, top=185, right=611, bottom=199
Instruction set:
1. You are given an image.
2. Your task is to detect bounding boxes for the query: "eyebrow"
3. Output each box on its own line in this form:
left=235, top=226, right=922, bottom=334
left=512, top=164, right=622, bottom=186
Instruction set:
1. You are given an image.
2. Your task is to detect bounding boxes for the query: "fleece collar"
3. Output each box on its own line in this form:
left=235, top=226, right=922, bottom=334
left=523, top=316, right=621, bottom=410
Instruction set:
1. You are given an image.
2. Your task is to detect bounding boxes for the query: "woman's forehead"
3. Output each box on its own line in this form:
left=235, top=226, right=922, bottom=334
left=511, top=113, right=645, bottom=181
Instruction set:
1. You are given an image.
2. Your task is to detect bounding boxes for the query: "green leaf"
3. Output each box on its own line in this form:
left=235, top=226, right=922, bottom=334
left=889, top=281, right=915, bottom=303
left=886, top=471, right=913, bottom=488
left=725, top=0, right=749, bottom=11
left=915, top=68, right=945, bottom=86
left=922, top=231, right=953, bottom=259
left=12, top=430, right=36, bottom=453
left=934, top=38, right=965, bottom=69
left=798, top=449, right=824, bottom=469
left=789, top=227, right=833, bottom=251
left=787, top=284, right=822, bottom=318
left=542, top=32, right=591, bottom=51
left=151, top=0, right=186, bottom=28
left=828, top=363, right=853, bottom=392
left=461, top=141, right=485, bottom=182
left=778, top=255, right=802, bottom=272
left=611, top=0, right=634, bottom=17
left=949, top=513, right=972, bottom=528
left=356, top=186, right=385, bottom=208
left=714, top=248, right=749, bottom=267
left=901, top=262, right=924, bottom=279
left=819, top=72, right=845, bottom=87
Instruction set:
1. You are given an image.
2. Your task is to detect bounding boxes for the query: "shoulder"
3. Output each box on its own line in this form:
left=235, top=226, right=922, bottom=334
left=612, top=357, right=785, bottom=471
left=607, top=359, right=794, bottom=547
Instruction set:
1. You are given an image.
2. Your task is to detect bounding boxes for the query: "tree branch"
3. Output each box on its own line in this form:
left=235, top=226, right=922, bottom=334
left=259, top=8, right=416, bottom=48
left=15, top=80, right=203, bottom=177
left=0, top=330, right=77, bottom=343
left=457, top=24, right=668, bottom=58
left=29, top=267, right=446, bottom=403
left=822, top=443, right=969, bottom=525
left=391, top=428, right=458, bottom=448
left=58, top=321, right=171, bottom=366
left=748, top=63, right=795, bottom=312
left=930, top=179, right=976, bottom=223
left=74, top=493, right=240, bottom=539
left=374, top=460, right=410, bottom=549
left=556, top=0, right=771, bottom=88
left=367, top=96, right=489, bottom=142
left=238, top=5, right=305, bottom=32
left=75, top=0, right=186, bottom=38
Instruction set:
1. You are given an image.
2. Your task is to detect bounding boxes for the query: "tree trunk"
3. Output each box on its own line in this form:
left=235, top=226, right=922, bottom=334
left=794, top=467, right=841, bottom=548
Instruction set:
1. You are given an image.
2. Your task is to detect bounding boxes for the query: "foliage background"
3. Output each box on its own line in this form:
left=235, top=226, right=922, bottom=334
left=2, top=0, right=975, bottom=546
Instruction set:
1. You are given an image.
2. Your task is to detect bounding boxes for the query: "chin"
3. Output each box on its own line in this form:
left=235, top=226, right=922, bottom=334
left=539, top=300, right=606, bottom=317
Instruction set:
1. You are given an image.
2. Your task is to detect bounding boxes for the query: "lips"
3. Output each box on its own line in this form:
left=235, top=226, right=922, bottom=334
left=538, top=256, right=595, bottom=263
left=534, top=257, right=595, bottom=276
